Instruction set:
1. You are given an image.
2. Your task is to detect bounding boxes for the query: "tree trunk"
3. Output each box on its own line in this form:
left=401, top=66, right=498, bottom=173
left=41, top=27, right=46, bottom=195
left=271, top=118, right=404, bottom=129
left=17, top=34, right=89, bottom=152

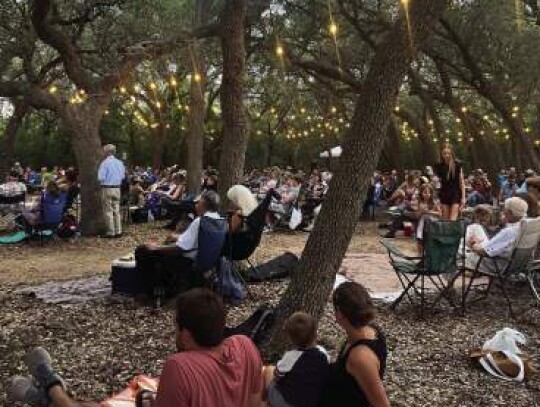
left=152, top=124, right=166, bottom=170
left=265, top=0, right=448, bottom=357
left=62, top=104, right=107, bottom=236
left=217, top=0, right=249, bottom=199
left=0, top=100, right=28, bottom=176
left=186, top=57, right=206, bottom=195
left=186, top=0, right=210, bottom=195
left=380, top=120, right=402, bottom=171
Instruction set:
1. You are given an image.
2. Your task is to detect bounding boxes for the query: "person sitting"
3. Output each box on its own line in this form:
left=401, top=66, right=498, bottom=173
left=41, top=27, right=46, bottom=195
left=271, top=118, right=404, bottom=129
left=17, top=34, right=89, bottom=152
left=128, top=177, right=146, bottom=208
left=262, top=312, right=330, bottom=407
left=465, top=197, right=528, bottom=272
left=161, top=173, right=195, bottom=230
left=0, top=170, right=27, bottom=213
left=319, top=281, right=389, bottom=407
left=136, top=190, right=222, bottom=299
left=10, top=288, right=263, bottom=407
left=227, top=184, right=259, bottom=233
left=516, top=192, right=539, bottom=218
left=498, top=174, right=518, bottom=203
left=59, top=170, right=79, bottom=213
left=411, top=184, right=442, bottom=254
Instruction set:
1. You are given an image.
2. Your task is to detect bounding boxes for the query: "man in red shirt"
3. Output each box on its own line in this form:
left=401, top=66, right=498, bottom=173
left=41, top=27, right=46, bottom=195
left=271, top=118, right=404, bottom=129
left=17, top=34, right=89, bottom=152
left=10, top=289, right=263, bottom=407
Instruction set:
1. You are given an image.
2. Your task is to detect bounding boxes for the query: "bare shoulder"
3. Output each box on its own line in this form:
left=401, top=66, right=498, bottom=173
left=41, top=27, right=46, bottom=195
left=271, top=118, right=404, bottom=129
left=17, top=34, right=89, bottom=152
left=346, top=345, right=380, bottom=373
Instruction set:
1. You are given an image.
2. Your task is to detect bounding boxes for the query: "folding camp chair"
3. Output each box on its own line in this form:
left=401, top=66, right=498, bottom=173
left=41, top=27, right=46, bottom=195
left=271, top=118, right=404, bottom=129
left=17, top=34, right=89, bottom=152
left=381, top=219, right=467, bottom=317
left=461, top=218, right=540, bottom=318
left=31, top=191, right=68, bottom=245
left=150, top=216, right=227, bottom=307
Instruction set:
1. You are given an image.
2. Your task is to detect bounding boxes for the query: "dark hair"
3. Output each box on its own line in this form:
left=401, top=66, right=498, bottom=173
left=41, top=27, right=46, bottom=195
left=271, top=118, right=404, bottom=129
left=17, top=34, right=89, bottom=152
left=285, top=312, right=317, bottom=350
left=517, top=193, right=539, bottom=218
left=46, top=181, right=60, bottom=198
left=9, top=170, right=19, bottom=179
left=333, top=282, right=375, bottom=328
left=175, top=288, right=226, bottom=348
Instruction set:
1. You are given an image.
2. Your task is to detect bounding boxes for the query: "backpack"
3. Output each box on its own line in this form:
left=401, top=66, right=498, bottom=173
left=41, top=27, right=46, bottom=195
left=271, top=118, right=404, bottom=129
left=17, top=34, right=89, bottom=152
left=214, top=257, right=246, bottom=305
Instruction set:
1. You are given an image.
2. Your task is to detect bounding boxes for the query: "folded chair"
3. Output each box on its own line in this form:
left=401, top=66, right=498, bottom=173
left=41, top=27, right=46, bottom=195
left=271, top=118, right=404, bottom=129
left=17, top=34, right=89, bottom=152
left=462, top=218, right=540, bottom=317
left=381, top=219, right=467, bottom=317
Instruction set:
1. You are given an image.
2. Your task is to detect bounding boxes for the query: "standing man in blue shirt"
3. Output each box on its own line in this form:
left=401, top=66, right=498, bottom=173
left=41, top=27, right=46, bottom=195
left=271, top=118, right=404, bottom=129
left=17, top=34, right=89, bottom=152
left=98, top=144, right=125, bottom=238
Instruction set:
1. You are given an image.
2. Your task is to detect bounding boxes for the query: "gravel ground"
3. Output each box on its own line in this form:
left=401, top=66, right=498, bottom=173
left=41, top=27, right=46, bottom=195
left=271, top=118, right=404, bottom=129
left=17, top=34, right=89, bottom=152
left=1, top=222, right=539, bottom=406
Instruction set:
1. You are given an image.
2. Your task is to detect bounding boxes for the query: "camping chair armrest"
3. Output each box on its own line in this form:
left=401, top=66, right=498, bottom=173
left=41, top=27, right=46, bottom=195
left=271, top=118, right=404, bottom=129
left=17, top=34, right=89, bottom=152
left=380, top=238, right=422, bottom=261
left=528, top=259, right=540, bottom=272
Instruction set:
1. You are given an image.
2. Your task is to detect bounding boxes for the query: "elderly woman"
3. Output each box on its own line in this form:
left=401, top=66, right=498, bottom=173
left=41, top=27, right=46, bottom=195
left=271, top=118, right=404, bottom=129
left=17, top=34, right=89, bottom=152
left=227, top=184, right=258, bottom=233
left=465, top=197, right=528, bottom=272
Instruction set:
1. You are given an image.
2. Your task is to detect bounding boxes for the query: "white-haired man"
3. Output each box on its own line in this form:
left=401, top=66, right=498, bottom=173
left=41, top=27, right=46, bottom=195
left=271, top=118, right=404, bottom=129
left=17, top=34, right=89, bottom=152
left=98, top=144, right=125, bottom=238
left=465, top=196, right=528, bottom=272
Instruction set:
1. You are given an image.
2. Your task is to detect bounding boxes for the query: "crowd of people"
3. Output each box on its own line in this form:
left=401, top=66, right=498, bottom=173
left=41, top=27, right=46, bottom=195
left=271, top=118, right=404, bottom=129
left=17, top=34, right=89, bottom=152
left=10, top=282, right=390, bottom=407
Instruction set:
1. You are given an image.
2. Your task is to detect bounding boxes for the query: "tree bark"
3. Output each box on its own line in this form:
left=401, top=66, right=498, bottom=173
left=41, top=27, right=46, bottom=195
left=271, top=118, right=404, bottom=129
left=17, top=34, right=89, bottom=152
left=186, top=68, right=206, bottom=194
left=0, top=100, right=28, bottom=176
left=217, top=0, right=249, bottom=199
left=61, top=103, right=107, bottom=236
left=151, top=123, right=166, bottom=170
left=265, top=0, right=449, bottom=357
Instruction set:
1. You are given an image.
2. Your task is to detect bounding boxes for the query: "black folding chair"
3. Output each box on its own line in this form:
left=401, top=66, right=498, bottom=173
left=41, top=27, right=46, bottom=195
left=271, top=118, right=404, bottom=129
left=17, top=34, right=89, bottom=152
left=381, top=219, right=467, bottom=317
left=222, top=190, right=276, bottom=296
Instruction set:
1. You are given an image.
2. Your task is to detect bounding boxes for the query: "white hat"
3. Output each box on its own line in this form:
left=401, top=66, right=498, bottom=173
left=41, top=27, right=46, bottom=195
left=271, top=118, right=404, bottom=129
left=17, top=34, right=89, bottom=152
left=504, top=197, right=528, bottom=219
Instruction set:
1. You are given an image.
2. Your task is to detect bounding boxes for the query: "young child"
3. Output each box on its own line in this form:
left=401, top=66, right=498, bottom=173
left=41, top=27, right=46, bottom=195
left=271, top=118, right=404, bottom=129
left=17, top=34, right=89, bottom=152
left=412, top=184, right=442, bottom=254
left=263, top=312, right=330, bottom=407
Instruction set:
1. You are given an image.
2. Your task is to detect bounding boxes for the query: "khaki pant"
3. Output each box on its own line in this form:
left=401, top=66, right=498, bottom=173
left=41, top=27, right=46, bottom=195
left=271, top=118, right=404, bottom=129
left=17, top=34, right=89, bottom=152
left=102, top=188, right=121, bottom=236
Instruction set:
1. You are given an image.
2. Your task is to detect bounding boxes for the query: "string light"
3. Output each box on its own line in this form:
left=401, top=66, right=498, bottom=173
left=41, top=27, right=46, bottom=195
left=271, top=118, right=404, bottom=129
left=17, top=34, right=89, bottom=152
left=120, top=86, right=127, bottom=94
left=276, top=44, right=284, bottom=57
left=49, top=85, right=58, bottom=94
left=155, top=101, right=161, bottom=109
left=170, top=78, right=177, bottom=87
left=193, top=73, right=202, bottom=83
left=329, top=22, right=338, bottom=36
left=394, top=106, right=400, bottom=112
left=134, top=84, right=141, bottom=92
left=149, top=83, right=157, bottom=90
left=461, top=107, right=467, bottom=113
left=331, top=106, right=337, bottom=114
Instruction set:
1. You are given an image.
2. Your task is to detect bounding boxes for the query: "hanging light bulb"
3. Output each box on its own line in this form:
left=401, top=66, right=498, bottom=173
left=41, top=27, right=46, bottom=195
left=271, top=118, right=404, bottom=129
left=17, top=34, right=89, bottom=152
left=120, top=86, right=127, bottom=94
left=170, top=77, right=178, bottom=87
left=149, top=83, right=157, bottom=90
left=49, top=85, right=58, bottom=94
left=193, top=73, right=202, bottom=83
left=329, top=22, right=338, bottom=36
left=276, top=44, right=284, bottom=57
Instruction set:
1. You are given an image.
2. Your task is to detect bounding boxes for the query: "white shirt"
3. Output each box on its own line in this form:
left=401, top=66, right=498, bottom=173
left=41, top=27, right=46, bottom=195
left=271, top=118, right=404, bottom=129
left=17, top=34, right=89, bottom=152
left=480, top=222, right=521, bottom=258
left=176, top=212, right=221, bottom=259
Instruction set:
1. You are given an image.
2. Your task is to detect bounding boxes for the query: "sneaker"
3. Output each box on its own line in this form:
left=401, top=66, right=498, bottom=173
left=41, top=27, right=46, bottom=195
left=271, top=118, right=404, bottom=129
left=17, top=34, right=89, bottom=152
left=24, top=347, right=64, bottom=392
left=10, top=376, right=48, bottom=407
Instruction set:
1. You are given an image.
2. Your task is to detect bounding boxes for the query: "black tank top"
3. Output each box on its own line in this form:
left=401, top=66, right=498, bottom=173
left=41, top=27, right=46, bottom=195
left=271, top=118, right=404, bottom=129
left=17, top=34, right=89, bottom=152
left=319, top=326, right=387, bottom=407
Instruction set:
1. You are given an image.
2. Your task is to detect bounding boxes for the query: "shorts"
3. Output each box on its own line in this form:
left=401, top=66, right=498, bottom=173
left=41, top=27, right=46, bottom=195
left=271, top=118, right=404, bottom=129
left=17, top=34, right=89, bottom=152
left=267, top=381, right=294, bottom=407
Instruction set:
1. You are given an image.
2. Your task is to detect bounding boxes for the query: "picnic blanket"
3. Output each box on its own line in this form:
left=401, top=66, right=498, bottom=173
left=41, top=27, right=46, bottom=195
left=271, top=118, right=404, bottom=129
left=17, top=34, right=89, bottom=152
left=16, top=276, right=112, bottom=306
left=101, top=375, right=158, bottom=407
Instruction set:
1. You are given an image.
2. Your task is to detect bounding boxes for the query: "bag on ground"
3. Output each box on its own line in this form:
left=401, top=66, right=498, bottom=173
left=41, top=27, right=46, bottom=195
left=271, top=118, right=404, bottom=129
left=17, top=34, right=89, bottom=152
left=289, top=206, right=302, bottom=230
left=245, top=252, right=298, bottom=282
left=469, top=328, right=536, bottom=382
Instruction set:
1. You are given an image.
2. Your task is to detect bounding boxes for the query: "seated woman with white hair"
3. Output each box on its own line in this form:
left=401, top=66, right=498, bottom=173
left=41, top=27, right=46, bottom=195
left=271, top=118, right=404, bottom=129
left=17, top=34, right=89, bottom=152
left=465, top=196, right=528, bottom=272
left=227, top=184, right=258, bottom=232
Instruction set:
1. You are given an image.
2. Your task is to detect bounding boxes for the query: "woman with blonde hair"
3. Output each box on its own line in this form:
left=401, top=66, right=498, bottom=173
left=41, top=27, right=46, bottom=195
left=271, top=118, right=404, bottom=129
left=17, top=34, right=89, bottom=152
left=434, top=144, right=466, bottom=220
